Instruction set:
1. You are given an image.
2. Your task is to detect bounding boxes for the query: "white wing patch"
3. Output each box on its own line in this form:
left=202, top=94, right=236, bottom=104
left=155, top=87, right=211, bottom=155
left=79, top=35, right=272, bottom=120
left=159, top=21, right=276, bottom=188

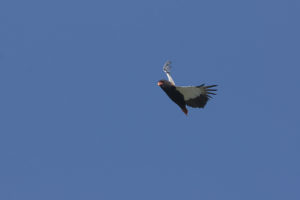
left=163, top=61, right=175, bottom=85
left=166, top=73, right=175, bottom=85
left=175, top=86, right=205, bottom=101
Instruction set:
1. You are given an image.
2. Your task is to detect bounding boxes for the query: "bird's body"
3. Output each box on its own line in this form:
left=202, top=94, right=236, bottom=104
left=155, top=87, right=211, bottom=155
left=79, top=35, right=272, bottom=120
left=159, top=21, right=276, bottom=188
left=158, top=80, right=188, bottom=114
left=157, top=61, right=217, bottom=115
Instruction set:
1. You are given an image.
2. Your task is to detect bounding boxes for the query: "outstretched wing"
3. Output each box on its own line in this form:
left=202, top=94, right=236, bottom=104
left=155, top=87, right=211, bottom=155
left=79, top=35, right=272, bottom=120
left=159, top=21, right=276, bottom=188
left=163, top=61, right=175, bottom=85
left=175, top=84, right=217, bottom=108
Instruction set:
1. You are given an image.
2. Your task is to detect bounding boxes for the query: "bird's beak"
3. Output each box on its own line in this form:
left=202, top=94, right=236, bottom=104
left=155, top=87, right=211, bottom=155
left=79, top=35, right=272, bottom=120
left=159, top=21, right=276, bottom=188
left=157, top=81, right=163, bottom=86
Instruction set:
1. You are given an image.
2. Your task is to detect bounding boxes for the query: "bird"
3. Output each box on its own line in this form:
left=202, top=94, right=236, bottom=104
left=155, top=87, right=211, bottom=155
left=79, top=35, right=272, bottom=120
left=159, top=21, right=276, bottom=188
left=157, top=61, right=217, bottom=115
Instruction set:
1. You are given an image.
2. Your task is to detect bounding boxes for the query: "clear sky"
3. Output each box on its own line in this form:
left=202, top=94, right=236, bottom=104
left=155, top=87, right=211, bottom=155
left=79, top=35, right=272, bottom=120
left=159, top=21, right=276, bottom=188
left=1, top=0, right=299, bottom=199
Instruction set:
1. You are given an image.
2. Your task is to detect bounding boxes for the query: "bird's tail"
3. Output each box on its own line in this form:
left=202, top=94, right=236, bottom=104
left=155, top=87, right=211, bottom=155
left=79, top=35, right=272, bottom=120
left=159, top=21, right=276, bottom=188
left=181, top=107, right=188, bottom=115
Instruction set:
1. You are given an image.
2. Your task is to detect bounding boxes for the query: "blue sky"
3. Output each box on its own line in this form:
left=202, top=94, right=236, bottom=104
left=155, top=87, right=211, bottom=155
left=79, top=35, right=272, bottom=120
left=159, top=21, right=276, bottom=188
left=1, top=0, right=299, bottom=199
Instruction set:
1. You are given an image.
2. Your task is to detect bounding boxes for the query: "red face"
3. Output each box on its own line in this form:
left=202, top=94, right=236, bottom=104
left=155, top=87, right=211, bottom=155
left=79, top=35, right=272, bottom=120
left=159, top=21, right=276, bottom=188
left=157, top=81, right=164, bottom=86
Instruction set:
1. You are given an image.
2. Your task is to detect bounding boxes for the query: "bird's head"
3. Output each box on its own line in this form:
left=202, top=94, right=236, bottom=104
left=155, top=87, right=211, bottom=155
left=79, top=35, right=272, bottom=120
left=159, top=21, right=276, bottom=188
left=157, top=80, right=172, bottom=87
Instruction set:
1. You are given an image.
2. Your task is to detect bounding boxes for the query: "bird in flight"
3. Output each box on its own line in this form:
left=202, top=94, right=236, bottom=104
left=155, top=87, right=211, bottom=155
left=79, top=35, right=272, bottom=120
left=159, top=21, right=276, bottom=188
left=157, top=61, right=217, bottom=115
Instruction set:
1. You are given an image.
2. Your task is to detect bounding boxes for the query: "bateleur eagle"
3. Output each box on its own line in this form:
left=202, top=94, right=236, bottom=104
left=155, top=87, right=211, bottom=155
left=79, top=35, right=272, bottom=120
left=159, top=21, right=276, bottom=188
left=157, top=61, right=217, bottom=115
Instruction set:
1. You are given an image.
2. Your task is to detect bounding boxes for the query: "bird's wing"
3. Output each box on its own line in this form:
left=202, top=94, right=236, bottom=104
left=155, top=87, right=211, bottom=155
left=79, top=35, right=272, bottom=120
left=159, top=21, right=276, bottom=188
left=175, top=84, right=217, bottom=108
left=163, top=61, right=175, bottom=85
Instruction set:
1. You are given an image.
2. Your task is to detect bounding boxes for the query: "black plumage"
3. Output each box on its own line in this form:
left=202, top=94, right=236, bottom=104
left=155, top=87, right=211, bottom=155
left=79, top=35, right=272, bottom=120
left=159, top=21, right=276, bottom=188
left=158, top=80, right=187, bottom=113
left=157, top=61, right=217, bottom=115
